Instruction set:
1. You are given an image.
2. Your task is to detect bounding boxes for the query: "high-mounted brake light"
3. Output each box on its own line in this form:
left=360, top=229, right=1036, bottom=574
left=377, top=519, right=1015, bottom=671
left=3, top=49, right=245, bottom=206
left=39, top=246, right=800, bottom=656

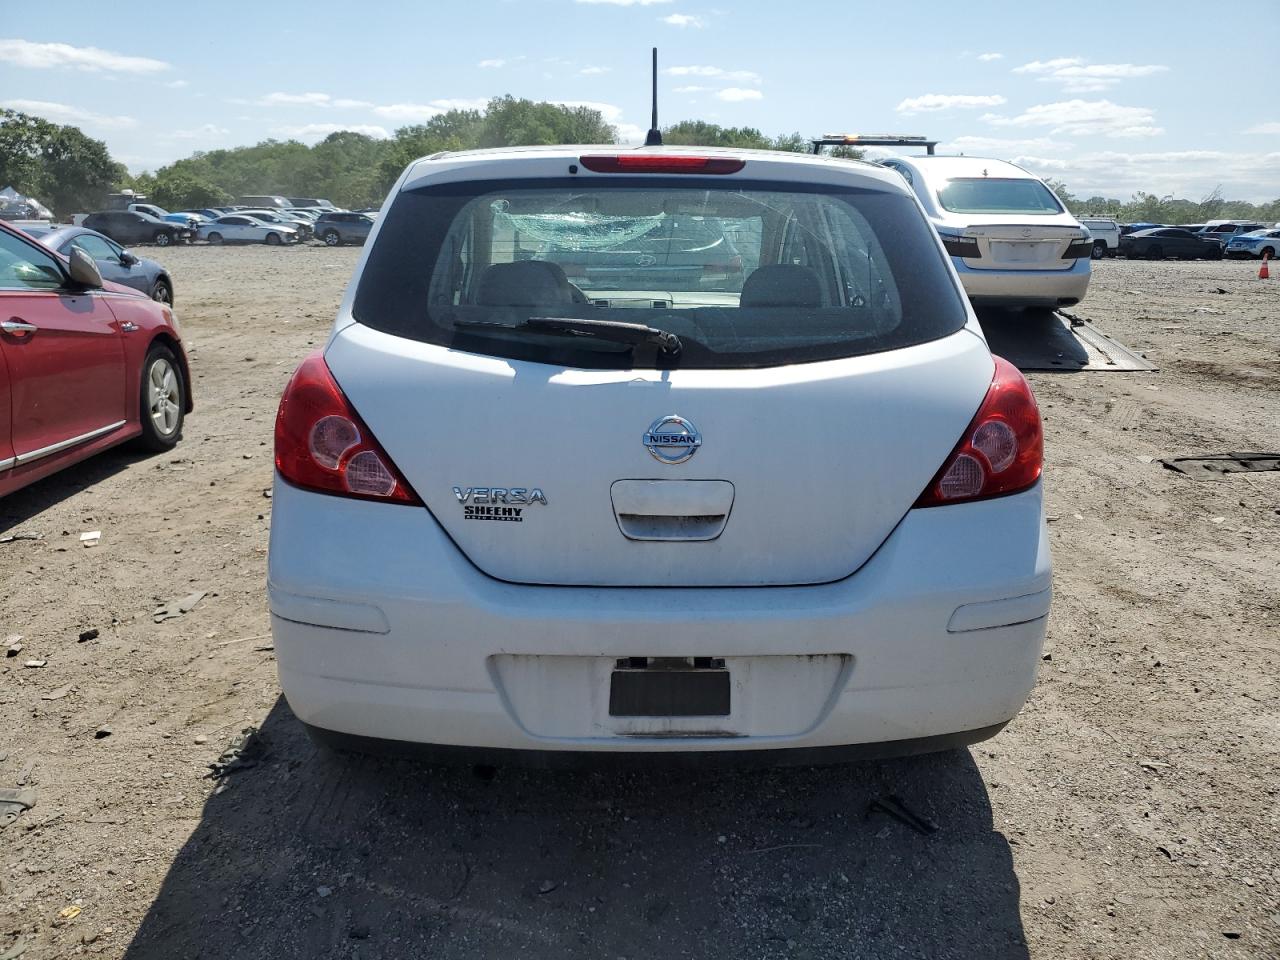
left=274, top=352, right=421, bottom=504
left=914, top=356, right=1043, bottom=507
left=578, top=155, right=746, bottom=175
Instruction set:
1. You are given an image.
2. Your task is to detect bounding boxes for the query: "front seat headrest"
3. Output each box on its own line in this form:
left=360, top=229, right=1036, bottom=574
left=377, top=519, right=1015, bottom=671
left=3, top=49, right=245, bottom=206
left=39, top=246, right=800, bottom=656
left=739, top=265, right=824, bottom=308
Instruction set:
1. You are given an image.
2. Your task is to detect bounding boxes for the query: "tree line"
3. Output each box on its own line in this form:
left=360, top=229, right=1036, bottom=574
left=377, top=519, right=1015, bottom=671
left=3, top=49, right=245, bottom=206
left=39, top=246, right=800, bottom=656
left=2, top=99, right=1276, bottom=224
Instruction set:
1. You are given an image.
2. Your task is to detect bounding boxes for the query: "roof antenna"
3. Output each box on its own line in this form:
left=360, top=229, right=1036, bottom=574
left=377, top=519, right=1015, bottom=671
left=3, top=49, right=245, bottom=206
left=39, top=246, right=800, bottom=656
left=644, top=47, right=662, bottom=146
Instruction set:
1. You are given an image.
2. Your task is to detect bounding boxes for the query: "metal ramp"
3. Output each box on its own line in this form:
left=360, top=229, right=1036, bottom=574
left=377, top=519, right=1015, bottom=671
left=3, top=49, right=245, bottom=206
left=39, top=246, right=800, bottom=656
left=978, top=309, right=1158, bottom=373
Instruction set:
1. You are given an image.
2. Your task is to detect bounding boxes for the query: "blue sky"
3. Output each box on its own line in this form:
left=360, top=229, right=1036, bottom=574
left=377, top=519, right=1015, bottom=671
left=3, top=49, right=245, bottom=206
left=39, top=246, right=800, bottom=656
left=2, top=0, right=1277, bottom=200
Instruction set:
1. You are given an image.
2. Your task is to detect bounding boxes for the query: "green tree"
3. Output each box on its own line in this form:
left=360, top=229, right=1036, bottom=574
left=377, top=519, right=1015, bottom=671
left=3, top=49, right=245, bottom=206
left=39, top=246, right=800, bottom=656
left=662, top=120, right=773, bottom=149
left=478, top=96, right=616, bottom=148
left=0, top=109, right=118, bottom=215
left=150, top=172, right=233, bottom=210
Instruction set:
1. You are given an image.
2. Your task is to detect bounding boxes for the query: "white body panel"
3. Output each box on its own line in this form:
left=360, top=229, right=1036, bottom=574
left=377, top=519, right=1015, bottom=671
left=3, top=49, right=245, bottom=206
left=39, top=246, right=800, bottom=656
left=269, top=477, right=1050, bottom=751
left=325, top=324, right=993, bottom=587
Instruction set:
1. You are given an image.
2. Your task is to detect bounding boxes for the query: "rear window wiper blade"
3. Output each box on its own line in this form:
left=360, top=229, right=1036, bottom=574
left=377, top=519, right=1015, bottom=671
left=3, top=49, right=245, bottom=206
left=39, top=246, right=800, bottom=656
left=454, top=316, right=682, bottom=356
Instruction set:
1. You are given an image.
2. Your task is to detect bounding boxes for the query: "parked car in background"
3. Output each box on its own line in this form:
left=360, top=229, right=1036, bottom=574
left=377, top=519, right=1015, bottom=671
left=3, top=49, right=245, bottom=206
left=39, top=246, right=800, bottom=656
left=0, top=197, right=54, bottom=224
left=239, top=195, right=290, bottom=209
left=312, top=211, right=375, bottom=246
left=241, top=209, right=315, bottom=241
left=1225, top=228, right=1280, bottom=259
left=287, top=197, right=337, bottom=210
left=879, top=155, right=1091, bottom=309
left=197, top=215, right=298, bottom=245
left=1078, top=217, right=1120, bottom=259
left=1177, top=223, right=1206, bottom=234
left=1118, top=227, right=1224, bottom=260
left=0, top=221, right=192, bottom=498
left=269, top=144, right=1051, bottom=762
left=1197, top=221, right=1266, bottom=248
left=1120, top=222, right=1162, bottom=236
left=25, top=226, right=175, bottom=304
left=82, top=211, right=192, bottom=247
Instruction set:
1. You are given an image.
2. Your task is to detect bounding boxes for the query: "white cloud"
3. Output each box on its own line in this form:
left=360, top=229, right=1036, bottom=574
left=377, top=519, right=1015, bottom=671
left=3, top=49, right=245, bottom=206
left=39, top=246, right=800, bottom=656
left=1014, top=57, right=1168, bottom=92
left=576, top=0, right=673, bottom=4
left=615, top=122, right=647, bottom=144
left=371, top=99, right=488, bottom=122
left=1244, top=121, right=1280, bottom=135
left=664, top=64, right=760, bottom=84
left=550, top=100, right=624, bottom=121
left=165, top=79, right=189, bottom=89
left=673, top=85, right=711, bottom=93
left=938, top=135, right=1075, bottom=156
left=896, top=93, right=1006, bottom=114
left=662, top=13, right=705, bottom=27
left=259, top=91, right=331, bottom=106
left=273, top=123, right=390, bottom=141
left=982, top=99, right=1163, bottom=138
left=0, top=38, right=170, bottom=74
left=976, top=52, right=1003, bottom=62
left=716, top=88, right=763, bottom=102
left=252, top=92, right=373, bottom=109
left=164, top=123, right=230, bottom=141
left=0, top=98, right=137, bottom=129
left=1013, top=149, right=1280, bottom=203
left=478, top=59, right=505, bottom=68
left=580, top=66, right=611, bottom=75
left=1013, top=57, right=1084, bottom=74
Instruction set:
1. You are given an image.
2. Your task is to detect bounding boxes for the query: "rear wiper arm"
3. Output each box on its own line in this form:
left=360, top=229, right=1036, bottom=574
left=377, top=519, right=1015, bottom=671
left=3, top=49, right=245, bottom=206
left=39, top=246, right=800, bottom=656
left=455, top=316, right=682, bottom=355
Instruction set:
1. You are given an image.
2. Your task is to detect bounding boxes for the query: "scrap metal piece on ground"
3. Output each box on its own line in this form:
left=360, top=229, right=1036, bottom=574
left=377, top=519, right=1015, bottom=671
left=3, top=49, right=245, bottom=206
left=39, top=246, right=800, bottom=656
left=153, top=590, right=207, bottom=623
left=979, top=309, right=1158, bottom=373
left=0, top=787, right=37, bottom=829
left=1160, top=453, right=1280, bottom=479
left=206, top=725, right=263, bottom=779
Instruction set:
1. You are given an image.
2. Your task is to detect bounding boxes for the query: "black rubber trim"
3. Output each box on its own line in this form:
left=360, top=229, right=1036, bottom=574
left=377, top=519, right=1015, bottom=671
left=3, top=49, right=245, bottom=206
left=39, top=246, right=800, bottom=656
left=301, top=720, right=1009, bottom=770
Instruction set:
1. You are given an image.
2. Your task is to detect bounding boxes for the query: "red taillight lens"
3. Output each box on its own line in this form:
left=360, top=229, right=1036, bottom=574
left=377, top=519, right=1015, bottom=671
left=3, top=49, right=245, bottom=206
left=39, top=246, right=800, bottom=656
left=579, top=155, right=746, bottom=175
left=914, top=355, right=1043, bottom=507
left=274, top=352, right=421, bottom=505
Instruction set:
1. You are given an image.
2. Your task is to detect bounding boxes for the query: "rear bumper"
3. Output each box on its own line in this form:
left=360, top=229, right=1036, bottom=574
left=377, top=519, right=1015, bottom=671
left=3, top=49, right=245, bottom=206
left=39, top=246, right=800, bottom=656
left=268, top=478, right=1051, bottom=755
left=953, top=256, right=1091, bottom=307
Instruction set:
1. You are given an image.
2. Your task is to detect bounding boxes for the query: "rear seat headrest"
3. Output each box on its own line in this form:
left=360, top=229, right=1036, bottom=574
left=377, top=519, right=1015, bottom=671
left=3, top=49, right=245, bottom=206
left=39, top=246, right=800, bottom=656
left=476, top=260, right=575, bottom=306
left=739, top=265, right=824, bottom=308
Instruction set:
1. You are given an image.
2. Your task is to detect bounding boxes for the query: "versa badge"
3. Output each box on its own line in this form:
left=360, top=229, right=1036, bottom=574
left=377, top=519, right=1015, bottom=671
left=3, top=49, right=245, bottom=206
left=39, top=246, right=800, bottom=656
left=453, top=486, right=548, bottom=522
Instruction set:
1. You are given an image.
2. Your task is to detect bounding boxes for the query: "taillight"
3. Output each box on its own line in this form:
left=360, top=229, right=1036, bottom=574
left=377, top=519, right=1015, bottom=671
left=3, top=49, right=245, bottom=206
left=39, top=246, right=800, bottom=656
left=274, top=352, right=421, bottom=505
left=1061, top=239, right=1094, bottom=259
left=914, top=356, right=1043, bottom=507
left=939, top=234, right=982, bottom=258
left=579, top=155, right=746, bottom=175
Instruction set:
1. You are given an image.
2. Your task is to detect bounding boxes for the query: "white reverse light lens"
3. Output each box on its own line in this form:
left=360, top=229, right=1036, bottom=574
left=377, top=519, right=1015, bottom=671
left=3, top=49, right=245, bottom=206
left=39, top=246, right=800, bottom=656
left=972, top=420, right=1017, bottom=473
left=309, top=415, right=360, bottom=469
left=938, top=453, right=985, bottom=499
left=344, top=450, right=397, bottom=496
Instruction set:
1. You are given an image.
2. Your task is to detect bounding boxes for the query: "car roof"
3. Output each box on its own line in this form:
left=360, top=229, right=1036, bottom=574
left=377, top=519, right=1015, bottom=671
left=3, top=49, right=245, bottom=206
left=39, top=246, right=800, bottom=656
left=401, top=144, right=908, bottom=193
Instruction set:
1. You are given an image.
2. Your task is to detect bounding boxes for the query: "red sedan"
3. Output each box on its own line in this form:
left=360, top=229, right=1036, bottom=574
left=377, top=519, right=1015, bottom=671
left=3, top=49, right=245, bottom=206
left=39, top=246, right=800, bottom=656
left=0, top=221, right=192, bottom=498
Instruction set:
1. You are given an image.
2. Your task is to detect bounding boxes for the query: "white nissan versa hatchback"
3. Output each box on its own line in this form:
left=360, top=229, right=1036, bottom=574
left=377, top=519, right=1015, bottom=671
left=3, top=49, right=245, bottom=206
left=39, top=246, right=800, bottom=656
left=268, top=146, right=1052, bottom=763
left=879, top=155, right=1092, bottom=310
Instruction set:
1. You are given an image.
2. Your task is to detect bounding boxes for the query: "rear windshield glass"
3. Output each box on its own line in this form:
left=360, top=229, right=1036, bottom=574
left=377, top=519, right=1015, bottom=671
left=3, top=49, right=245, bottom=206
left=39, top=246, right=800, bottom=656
left=936, top=178, right=1063, bottom=215
left=353, top=177, right=968, bottom=370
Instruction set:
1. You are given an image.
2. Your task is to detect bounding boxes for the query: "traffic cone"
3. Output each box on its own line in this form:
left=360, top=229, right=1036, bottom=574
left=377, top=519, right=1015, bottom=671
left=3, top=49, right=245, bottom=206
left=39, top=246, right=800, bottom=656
left=1261, top=252, right=1271, bottom=280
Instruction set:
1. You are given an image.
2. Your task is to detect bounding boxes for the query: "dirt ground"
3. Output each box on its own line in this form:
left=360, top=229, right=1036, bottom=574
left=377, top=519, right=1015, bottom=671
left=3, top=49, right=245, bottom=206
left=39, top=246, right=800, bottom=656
left=1, top=245, right=1277, bottom=960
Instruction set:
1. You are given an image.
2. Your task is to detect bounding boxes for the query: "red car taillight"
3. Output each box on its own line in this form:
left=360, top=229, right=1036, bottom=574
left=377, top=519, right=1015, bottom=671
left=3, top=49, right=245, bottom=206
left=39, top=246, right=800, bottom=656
left=274, top=352, right=421, bottom=505
left=914, top=355, right=1043, bottom=507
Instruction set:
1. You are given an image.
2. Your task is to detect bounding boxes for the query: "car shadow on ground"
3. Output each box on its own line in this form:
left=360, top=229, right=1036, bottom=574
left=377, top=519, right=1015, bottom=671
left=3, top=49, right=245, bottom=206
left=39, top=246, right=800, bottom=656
left=0, top=445, right=157, bottom=534
left=122, top=699, right=1028, bottom=960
